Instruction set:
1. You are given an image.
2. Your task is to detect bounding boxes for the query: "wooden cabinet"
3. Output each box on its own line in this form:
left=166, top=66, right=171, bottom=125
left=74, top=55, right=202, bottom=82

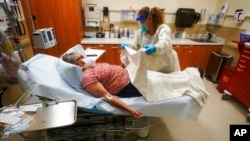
left=105, top=44, right=122, bottom=65
left=82, top=43, right=222, bottom=69
left=20, top=0, right=83, bottom=57
left=174, top=45, right=194, bottom=70
left=173, top=45, right=223, bottom=70
left=83, top=44, right=122, bottom=65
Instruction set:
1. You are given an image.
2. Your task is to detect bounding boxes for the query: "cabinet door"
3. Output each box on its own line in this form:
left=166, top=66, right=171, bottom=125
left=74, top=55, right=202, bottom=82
left=105, top=44, right=122, bottom=65
left=173, top=45, right=195, bottom=70
left=50, top=0, right=83, bottom=54
left=180, top=45, right=196, bottom=70
left=192, top=46, right=205, bottom=69
left=173, top=45, right=183, bottom=68
left=173, top=45, right=222, bottom=70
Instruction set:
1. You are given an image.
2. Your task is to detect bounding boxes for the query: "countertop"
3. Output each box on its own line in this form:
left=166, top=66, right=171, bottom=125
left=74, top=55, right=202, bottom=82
left=81, top=37, right=225, bottom=46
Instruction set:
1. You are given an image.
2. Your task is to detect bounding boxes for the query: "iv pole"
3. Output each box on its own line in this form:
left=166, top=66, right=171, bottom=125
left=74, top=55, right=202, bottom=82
left=0, top=0, right=26, bottom=107
left=2, top=0, right=26, bottom=62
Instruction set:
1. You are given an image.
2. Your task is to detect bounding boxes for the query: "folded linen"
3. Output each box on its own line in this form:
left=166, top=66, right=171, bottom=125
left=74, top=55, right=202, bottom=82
left=121, top=47, right=209, bottom=107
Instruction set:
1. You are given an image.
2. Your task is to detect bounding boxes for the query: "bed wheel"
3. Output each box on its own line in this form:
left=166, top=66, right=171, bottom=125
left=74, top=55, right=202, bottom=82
left=221, top=93, right=231, bottom=100
left=247, top=113, right=250, bottom=122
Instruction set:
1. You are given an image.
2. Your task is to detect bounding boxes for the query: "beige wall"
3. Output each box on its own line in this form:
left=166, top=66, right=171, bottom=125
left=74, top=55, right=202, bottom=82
left=82, top=0, right=249, bottom=66
left=83, top=0, right=217, bottom=24
left=215, top=0, right=250, bottom=29
left=213, top=0, right=249, bottom=66
left=82, top=0, right=249, bottom=29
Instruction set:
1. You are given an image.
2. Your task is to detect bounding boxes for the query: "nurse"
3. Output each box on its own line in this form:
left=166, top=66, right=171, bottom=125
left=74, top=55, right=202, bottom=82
left=121, top=6, right=180, bottom=73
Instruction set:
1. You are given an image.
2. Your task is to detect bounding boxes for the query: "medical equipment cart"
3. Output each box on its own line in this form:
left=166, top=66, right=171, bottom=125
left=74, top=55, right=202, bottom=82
left=219, top=41, right=250, bottom=122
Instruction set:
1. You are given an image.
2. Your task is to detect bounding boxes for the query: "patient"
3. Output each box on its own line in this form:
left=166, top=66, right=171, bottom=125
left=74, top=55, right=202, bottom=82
left=62, top=52, right=143, bottom=119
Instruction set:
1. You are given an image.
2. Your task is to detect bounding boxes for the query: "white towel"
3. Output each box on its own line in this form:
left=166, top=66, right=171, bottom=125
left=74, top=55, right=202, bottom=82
left=121, top=47, right=209, bottom=107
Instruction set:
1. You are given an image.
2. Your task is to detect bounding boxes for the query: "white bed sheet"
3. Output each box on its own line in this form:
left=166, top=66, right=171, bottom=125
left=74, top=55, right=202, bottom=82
left=17, top=54, right=202, bottom=120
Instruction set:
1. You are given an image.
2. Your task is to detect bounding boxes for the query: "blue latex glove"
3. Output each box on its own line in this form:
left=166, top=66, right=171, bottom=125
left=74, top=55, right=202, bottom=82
left=121, top=42, right=128, bottom=49
left=143, top=45, right=156, bottom=54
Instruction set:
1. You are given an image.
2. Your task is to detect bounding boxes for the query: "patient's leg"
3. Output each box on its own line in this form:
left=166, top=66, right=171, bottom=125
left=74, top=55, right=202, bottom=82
left=116, top=82, right=142, bottom=98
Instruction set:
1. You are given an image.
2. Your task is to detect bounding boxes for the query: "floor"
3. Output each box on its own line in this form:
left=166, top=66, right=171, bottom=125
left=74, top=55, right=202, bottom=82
left=1, top=78, right=249, bottom=141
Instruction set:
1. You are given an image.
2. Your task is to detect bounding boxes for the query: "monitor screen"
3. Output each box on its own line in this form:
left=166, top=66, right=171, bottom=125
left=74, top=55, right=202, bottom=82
left=47, top=30, right=53, bottom=41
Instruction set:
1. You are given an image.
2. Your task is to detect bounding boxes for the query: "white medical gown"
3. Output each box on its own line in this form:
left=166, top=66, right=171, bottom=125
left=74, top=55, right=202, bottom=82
left=127, top=24, right=180, bottom=73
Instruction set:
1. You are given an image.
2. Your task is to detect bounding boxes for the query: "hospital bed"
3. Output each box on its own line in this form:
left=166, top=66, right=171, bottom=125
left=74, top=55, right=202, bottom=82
left=16, top=48, right=205, bottom=140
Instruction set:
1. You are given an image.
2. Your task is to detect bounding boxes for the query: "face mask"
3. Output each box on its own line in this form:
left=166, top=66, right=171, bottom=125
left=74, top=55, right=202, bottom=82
left=140, top=24, right=147, bottom=32
left=82, top=58, right=95, bottom=66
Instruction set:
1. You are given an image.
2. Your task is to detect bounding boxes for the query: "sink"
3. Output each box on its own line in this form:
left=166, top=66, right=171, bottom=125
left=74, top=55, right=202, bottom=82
left=188, top=38, right=217, bottom=43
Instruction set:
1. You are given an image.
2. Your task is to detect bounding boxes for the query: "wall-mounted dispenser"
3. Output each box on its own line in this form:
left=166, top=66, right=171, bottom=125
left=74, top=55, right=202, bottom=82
left=175, top=8, right=196, bottom=27
left=103, top=7, right=109, bottom=22
left=234, top=9, right=245, bottom=23
left=193, top=12, right=201, bottom=23
left=84, top=4, right=100, bottom=27
left=200, top=8, right=206, bottom=21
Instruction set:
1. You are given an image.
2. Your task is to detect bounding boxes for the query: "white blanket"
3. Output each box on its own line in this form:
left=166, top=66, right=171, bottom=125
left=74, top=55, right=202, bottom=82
left=121, top=47, right=209, bottom=107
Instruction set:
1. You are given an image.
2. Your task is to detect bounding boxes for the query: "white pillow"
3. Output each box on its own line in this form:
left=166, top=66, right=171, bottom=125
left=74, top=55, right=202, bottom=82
left=57, top=59, right=82, bottom=92
left=57, top=44, right=85, bottom=92
left=64, top=44, right=86, bottom=57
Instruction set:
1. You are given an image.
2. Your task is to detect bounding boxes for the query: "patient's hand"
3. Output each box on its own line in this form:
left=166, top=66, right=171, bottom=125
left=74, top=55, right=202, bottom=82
left=131, top=111, right=143, bottom=119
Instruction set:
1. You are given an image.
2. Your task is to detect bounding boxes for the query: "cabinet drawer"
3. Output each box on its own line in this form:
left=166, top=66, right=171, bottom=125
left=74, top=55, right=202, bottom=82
left=227, top=77, right=250, bottom=107
left=239, top=54, right=250, bottom=66
left=234, top=67, right=250, bottom=83
left=235, top=55, right=250, bottom=81
left=242, top=45, right=250, bottom=54
left=216, top=67, right=234, bottom=92
left=241, top=45, right=250, bottom=64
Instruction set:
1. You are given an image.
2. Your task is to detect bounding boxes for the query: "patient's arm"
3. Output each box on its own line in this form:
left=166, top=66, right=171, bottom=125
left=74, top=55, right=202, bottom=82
left=84, top=82, right=143, bottom=119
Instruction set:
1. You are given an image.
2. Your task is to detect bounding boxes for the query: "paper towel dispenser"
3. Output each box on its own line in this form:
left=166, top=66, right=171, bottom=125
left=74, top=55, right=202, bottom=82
left=84, top=4, right=100, bottom=27
left=175, top=8, right=197, bottom=27
left=85, top=19, right=100, bottom=27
